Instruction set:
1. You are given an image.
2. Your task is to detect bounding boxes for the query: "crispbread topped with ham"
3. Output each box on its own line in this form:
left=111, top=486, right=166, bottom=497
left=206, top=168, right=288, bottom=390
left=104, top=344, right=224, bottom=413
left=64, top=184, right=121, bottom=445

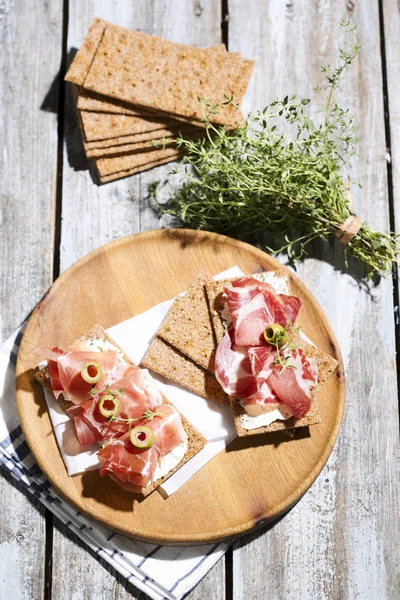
left=205, top=274, right=338, bottom=436
left=34, top=325, right=206, bottom=496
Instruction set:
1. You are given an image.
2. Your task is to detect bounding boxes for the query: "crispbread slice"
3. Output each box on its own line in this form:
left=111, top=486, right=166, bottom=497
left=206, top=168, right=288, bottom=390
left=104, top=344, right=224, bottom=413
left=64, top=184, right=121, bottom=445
left=157, top=274, right=217, bottom=372
left=204, top=274, right=338, bottom=437
left=34, top=324, right=206, bottom=496
left=94, top=146, right=182, bottom=177
left=82, top=26, right=254, bottom=127
left=203, top=278, right=230, bottom=344
left=98, top=155, right=183, bottom=183
left=65, top=18, right=110, bottom=85
left=80, top=111, right=174, bottom=142
left=76, top=44, right=228, bottom=116
left=141, top=336, right=229, bottom=407
left=86, top=128, right=204, bottom=159
left=84, top=125, right=201, bottom=151
left=141, top=397, right=207, bottom=497
left=87, top=137, right=178, bottom=159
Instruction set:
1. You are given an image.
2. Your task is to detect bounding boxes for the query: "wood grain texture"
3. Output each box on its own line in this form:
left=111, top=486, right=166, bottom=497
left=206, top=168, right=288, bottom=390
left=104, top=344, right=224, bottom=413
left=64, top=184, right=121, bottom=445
left=229, top=1, right=400, bottom=599
left=15, top=230, right=344, bottom=544
left=0, top=1, right=62, bottom=599
left=383, top=0, right=400, bottom=302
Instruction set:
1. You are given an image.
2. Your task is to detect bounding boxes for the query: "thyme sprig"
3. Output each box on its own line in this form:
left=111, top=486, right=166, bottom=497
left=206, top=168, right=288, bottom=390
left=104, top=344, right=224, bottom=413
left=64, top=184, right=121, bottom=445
left=270, top=323, right=301, bottom=374
left=156, top=21, right=398, bottom=279
left=108, top=408, right=163, bottom=428
left=90, top=385, right=125, bottom=398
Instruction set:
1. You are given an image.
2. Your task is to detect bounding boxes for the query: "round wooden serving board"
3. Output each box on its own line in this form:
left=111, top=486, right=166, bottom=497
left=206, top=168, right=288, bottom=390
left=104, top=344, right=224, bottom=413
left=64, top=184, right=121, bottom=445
left=16, top=229, right=345, bottom=544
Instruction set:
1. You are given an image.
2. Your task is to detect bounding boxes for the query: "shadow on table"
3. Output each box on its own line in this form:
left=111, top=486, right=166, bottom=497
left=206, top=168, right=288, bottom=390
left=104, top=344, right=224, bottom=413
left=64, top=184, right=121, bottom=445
left=156, top=227, right=381, bottom=292
left=41, top=48, right=99, bottom=180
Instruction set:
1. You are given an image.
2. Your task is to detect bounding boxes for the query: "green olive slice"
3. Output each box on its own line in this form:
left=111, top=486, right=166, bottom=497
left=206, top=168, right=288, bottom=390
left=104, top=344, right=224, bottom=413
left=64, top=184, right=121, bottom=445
left=263, top=323, right=288, bottom=346
left=98, top=394, right=121, bottom=419
left=129, top=426, right=155, bottom=450
left=81, top=361, right=103, bottom=384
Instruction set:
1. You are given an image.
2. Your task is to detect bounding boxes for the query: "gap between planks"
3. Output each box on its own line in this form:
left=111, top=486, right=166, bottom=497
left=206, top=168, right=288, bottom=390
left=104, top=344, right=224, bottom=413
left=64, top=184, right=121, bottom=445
left=378, top=0, right=400, bottom=433
left=45, top=1, right=70, bottom=599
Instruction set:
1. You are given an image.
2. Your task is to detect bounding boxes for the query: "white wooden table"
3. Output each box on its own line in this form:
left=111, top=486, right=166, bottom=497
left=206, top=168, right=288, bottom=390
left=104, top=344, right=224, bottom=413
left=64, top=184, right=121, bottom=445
left=1, top=1, right=399, bottom=598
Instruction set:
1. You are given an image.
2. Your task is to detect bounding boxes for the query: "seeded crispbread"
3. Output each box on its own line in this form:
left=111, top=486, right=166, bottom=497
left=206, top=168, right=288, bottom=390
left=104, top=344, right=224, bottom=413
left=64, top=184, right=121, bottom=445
left=82, top=26, right=254, bottom=127
left=65, top=18, right=110, bottom=85
left=204, top=276, right=338, bottom=436
left=80, top=111, right=174, bottom=142
left=94, top=146, right=183, bottom=178
left=34, top=324, right=206, bottom=496
left=76, top=44, right=228, bottom=116
left=157, top=274, right=217, bottom=373
left=84, top=125, right=201, bottom=151
left=98, top=155, right=183, bottom=184
left=87, top=128, right=204, bottom=159
left=141, top=336, right=229, bottom=407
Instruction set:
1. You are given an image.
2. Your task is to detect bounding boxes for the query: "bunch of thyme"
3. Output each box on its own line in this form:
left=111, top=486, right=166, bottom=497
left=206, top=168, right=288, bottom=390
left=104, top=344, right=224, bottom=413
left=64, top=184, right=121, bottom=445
left=156, top=22, right=398, bottom=278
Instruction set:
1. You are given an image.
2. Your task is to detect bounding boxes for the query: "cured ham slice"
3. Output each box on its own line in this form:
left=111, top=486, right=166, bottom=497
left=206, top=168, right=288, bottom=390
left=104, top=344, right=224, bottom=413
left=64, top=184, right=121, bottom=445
left=215, top=328, right=280, bottom=415
left=98, top=435, right=159, bottom=488
left=267, top=348, right=318, bottom=419
left=67, top=399, right=119, bottom=447
left=224, top=276, right=302, bottom=346
left=148, top=404, right=187, bottom=456
left=68, top=366, right=167, bottom=443
left=98, top=403, right=187, bottom=489
left=215, top=327, right=258, bottom=399
left=32, top=347, right=65, bottom=399
left=215, top=326, right=318, bottom=419
left=57, top=351, right=119, bottom=404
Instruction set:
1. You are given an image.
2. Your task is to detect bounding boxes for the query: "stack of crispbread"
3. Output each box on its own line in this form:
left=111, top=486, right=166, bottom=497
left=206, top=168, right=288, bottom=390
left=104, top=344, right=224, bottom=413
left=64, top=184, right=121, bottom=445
left=65, top=18, right=255, bottom=184
left=141, top=272, right=338, bottom=437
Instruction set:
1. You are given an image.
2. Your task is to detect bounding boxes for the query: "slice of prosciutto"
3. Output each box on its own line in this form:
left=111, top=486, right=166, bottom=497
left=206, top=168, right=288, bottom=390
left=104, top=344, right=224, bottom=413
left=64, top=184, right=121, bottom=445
left=32, top=347, right=65, bottom=399
left=223, top=276, right=302, bottom=346
left=98, top=435, right=159, bottom=488
left=215, top=326, right=318, bottom=419
left=67, top=399, right=120, bottom=447
left=215, top=328, right=280, bottom=415
left=98, top=403, right=187, bottom=490
left=57, top=351, right=120, bottom=404
left=267, top=348, right=318, bottom=419
left=68, top=365, right=166, bottom=444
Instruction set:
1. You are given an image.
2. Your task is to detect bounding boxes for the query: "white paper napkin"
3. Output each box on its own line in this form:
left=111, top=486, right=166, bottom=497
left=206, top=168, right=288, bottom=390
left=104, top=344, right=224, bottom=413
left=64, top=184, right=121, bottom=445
left=45, top=266, right=243, bottom=495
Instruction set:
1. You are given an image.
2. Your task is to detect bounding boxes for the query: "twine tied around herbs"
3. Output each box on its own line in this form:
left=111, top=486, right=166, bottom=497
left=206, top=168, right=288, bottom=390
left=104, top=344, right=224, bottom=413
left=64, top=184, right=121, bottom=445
left=335, top=182, right=363, bottom=245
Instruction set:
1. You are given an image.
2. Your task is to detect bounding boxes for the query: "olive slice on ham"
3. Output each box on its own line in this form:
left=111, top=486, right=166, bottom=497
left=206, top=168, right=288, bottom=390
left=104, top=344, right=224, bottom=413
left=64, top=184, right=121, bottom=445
left=98, top=393, right=121, bottom=419
left=129, top=426, right=155, bottom=450
left=81, top=361, right=103, bottom=384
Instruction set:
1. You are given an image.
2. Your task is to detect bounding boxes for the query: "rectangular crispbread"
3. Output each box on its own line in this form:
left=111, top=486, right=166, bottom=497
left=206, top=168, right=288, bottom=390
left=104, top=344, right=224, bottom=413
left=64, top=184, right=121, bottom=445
left=75, top=44, right=228, bottom=117
left=94, top=146, right=183, bottom=177
left=157, top=274, right=217, bottom=373
left=82, top=26, right=253, bottom=127
left=141, top=336, right=229, bottom=407
left=98, top=156, right=183, bottom=183
left=34, top=324, right=206, bottom=496
left=80, top=111, right=175, bottom=142
left=65, top=18, right=110, bottom=85
left=84, top=125, right=201, bottom=151
left=87, top=128, right=204, bottom=159
left=204, top=276, right=338, bottom=436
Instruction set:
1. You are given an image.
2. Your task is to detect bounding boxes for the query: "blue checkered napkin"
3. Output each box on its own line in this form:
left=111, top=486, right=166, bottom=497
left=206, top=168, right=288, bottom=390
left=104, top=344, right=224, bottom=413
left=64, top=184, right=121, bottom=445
left=0, top=326, right=231, bottom=600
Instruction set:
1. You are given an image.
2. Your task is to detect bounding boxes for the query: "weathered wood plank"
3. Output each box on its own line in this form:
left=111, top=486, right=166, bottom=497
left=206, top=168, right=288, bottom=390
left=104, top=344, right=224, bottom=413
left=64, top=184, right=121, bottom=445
left=383, top=0, right=400, bottom=295
left=0, top=1, right=63, bottom=598
left=229, top=1, right=399, bottom=599
left=53, top=2, right=225, bottom=599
